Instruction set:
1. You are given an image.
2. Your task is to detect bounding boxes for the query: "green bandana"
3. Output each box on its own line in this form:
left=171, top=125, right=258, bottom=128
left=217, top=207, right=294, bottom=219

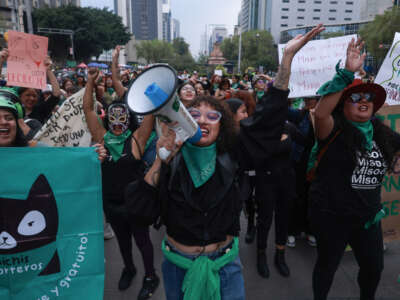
left=162, top=237, right=239, bottom=300
left=317, top=61, right=355, bottom=96
left=213, top=83, right=219, bottom=91
left=256, top=91, right=265, bottom=101
left=107, top=87, right=115, bottom=96
left=231, top=83, right=239, bottom=90
left=103, top=130, right=132, bottom=162
left=181, top=142, right=216, bottom=188
left=349, top=120, right=373, bottom=151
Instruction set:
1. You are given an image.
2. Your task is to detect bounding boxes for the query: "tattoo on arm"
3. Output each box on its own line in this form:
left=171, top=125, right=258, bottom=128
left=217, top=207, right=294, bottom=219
left=273, top=64, right=291, bottom=91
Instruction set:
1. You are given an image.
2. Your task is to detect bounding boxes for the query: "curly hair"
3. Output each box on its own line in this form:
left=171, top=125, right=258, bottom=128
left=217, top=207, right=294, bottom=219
left=333, top=104, right=400, bottom=173
left=187, top=96, right=237, bottom=154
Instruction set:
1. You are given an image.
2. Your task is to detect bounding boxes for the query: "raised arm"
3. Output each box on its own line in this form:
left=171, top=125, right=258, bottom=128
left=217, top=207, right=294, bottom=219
left=83, top=68, right=107, bottom=142
left=111, top=46, right=127, bottom=99
left=44, top=56, right=61, bottom=98
left=274, top=24, right=325, bottom=91
left=0, top=48, right=8, bottom=77
left=314, top=38, right=365, bottom=140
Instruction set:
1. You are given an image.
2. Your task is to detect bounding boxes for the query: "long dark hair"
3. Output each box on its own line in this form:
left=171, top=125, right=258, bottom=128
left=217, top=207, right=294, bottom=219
left=333, top=104, right=400, bottom=173
left=187, top=96, right=237, bottom=154
left=14, top=126, right=28, bottom=147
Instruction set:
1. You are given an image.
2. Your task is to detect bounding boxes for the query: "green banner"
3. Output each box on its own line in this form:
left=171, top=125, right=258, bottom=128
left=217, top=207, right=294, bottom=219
left=0, top=147, right=104, bottom=300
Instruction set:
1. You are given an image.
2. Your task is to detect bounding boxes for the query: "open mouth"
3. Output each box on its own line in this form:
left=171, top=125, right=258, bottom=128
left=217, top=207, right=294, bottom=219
left=112, top=125, right=123, bottom=131
left=359, top=105, right=369, bottom=112
left=0, top=128, right=10, bottom=136
left=200, top=127, right=209, bottom=137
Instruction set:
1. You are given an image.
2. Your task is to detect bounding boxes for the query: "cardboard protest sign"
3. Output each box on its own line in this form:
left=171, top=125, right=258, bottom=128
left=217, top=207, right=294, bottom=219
left=376, top=105, right=400, bottom=242
left=0, top=147, right=104, bottom=299
left=34, top=88, right=93, bottom=147
left=278, top=34, right=356, bottom=99
left=6, top=31, right=48, bottom=90
left=375, top=32, right=400, bottom=106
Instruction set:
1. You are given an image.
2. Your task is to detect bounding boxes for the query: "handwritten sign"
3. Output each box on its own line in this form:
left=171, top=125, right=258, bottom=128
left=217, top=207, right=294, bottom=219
left=376, top=105, right=400, bottom=242
left=33, top=88, right=93, bottom=147
left=278, top=34, right=356, bottom=99
left=375, top=32, right=400, bottom=105
left=6, top=31, right=48, bottom=90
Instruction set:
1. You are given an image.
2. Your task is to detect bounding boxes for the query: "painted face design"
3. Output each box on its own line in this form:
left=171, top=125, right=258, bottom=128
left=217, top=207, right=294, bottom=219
left=107, top=104, right=130, bottom=133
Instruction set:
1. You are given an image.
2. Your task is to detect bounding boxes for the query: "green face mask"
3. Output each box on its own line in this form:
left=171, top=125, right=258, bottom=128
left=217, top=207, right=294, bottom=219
left=103, top=130, right=132, bottom=162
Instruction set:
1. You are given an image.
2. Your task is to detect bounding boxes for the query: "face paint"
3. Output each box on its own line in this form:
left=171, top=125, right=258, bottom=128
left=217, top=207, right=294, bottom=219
left=107, top=104, right=130, bottom=133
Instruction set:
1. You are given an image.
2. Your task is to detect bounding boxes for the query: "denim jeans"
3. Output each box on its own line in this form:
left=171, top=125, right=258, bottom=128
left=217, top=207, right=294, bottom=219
left=162, top=242, right=245, bottom=300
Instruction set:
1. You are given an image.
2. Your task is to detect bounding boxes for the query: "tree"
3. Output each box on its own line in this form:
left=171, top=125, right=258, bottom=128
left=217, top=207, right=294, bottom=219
left=321, top=31, right=344, bottom=39
left=136, top=40, right=174, bottom=63
left=221, top=30, right=277, bottom=73
left=136, top=37, right=196, bottom=71
left=32, top=5, right=131, bottom=62
left=359, top=6, right=400, bottom=69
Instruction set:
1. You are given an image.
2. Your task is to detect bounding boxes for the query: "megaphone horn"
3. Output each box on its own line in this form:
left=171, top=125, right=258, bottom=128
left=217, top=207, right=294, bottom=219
left=125, top=64, right=202, bottom=160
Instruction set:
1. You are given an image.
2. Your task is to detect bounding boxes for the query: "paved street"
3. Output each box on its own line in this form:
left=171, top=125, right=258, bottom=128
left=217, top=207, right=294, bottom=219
left=104, top=216, right=400, bottom=300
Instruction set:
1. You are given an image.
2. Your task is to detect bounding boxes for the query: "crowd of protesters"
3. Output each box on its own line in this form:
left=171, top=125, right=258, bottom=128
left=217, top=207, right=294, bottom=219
left=1, top=24, right=399, bottom=300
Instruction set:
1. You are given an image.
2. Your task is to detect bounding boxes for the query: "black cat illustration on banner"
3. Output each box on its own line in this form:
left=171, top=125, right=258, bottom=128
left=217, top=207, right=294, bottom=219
left=0, top=174, right=60, bottom=276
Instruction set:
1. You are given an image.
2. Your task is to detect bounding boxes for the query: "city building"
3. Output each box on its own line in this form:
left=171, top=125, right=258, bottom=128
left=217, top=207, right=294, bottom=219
left=239, top=0, right=393, bottom=43
left=131, top=0, right=162, bottom=41
left=208, top=26, right=228, bottom=55
left=162, top=0, right=172, bottom=42
left=172, top=18, right=180, bottom=39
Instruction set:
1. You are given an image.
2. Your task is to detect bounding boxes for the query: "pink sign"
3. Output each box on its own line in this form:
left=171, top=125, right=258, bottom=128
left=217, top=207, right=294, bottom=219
left=6, top=31, right=48, bottom=90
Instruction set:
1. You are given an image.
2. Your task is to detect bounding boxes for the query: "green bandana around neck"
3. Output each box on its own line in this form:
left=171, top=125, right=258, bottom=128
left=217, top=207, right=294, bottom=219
left=181, top=142, right=217, bottom=188
left=349, top=120, right=373, bottom=151
left=256, top=91, right=265, bottom=101
left=104, top=129, right=132, bottom=162
left=213, top=83, right=219, bottom=91
left=231, top=83, right=239, bottom=89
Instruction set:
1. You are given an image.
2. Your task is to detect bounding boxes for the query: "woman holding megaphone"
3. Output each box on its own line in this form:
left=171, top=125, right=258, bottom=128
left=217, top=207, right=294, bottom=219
left=83, top=69, right=160, bottom=300
left=126, top=25, right=325, bottom=299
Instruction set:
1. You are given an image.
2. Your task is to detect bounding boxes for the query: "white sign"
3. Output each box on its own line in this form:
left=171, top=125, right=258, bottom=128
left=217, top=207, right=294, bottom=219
left=33, top=88, right=93, bottom=147
left=278, top=34, right=356, bottom=98
left=375, top=32, right=400, bottom=106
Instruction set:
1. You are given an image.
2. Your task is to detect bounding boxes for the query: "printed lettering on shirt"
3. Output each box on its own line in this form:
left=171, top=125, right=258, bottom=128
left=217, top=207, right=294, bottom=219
left=351, top=141, right=387, bottom=190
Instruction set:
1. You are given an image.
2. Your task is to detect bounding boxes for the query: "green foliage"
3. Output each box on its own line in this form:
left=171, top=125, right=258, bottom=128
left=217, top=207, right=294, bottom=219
left=32, top=5, right=131, bottom=61
left=136, top=37, right=196, bottom=71
left=221, top=30, right=277, bottom=73
left=359, top=7, right=400, bottom=67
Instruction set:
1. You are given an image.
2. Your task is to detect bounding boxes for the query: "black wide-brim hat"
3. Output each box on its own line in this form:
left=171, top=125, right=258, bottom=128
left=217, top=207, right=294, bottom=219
left=340, top=79, right=386, bottom=113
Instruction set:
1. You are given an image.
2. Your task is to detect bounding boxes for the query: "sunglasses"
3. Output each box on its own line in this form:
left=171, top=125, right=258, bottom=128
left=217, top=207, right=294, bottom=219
left=349, top=92, right=375, bottom=103
left=188, top=108, right=222, bottom=124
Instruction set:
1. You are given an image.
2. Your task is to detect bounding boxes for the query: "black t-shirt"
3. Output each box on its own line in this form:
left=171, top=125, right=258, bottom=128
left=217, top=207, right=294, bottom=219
left=310, top=122, right=388, bottom=220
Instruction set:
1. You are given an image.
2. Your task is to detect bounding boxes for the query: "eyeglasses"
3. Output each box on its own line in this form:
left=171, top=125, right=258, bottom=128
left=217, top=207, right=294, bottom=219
left=181, top=86, right=195, bottom=92
left=188, top=108, right=222, bottom=124
left=349, top=92, right=375, bottom=103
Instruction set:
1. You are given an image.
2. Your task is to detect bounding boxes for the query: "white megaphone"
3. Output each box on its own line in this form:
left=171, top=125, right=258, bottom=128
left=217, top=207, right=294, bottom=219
left=125, top=64, right=202, bottom=160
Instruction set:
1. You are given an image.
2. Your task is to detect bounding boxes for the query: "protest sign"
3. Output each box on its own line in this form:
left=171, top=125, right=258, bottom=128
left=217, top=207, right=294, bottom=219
left=0, top=147, right=104, bottom=299
left=278, top=34, right=356, bottom=99
left=375, top=32, right=400, bottom=106
left=6, top=31, right=48, bottom=90
left=376, top=105, right=400, bottom=242
left=34, top=88, right=93, bottom=147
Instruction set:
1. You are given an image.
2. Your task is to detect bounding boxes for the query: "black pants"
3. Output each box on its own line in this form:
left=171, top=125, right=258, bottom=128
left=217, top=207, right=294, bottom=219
left=244, top=174, right=256, bottom=226
left=109, top=214, right=155, bottom=276
left=310, top=209, right=384, bottom=300
left=256, top=168, right=295, bottom=250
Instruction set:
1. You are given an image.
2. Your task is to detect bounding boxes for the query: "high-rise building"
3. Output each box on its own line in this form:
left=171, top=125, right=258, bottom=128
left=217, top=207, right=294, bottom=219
left=208, top=26, right=228, bottom=56
left=162, top=0, right=172, bottom=42
left=172, top=18, right=180, bottom=40
left=239, top=0, right=393, bottom=43
left=131, top=0, right=162, bottom=40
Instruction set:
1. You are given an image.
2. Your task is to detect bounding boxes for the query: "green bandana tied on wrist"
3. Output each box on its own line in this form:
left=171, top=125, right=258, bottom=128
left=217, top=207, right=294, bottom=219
left=162, top=237, right=239, bottom=300
left=349, top=120, right=374, bottom=151
left=181, top=142, right=217, bottom=188
left=104, top=130, right=132, bottom=162
left=317, top=61, right=355, bottom=96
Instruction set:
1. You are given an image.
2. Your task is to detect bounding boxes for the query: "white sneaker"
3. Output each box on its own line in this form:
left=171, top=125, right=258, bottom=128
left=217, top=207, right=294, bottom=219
left=287, top=235, right=296, bottom=248
left=104, top=223, right=115, bottom=240
left=307, top=235, right=317, bottom=247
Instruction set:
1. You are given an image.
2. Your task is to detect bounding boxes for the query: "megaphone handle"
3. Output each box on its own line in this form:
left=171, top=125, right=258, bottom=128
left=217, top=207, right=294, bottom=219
left=158, top=147, right=171, bottom=161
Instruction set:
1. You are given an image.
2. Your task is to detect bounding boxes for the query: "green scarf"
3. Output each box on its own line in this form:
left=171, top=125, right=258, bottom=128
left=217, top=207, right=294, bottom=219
left=103, top=130, right=132, bottom=162
left=162, top=237, right=239, bottom=300
left=256, top=91, right=265, bottom=101
left=231, top=83, right=239, bottom=90
left=213, top=83, right=219, bottom=91
left=317, top=61, right=355, bottom=96
left=181, top=142, right=216, bottom=188
left=107, top=87, right=115, bottom=96
left=349, top=120, right=373, bottom=151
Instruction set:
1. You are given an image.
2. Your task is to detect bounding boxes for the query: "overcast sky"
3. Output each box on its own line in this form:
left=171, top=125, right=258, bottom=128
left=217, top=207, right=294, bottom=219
left=81, top=0, right=242, bottom=56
